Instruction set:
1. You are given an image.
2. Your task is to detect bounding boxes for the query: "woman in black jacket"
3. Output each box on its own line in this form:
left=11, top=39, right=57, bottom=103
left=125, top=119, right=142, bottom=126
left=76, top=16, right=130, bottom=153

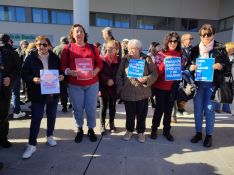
left=22, top=36, right=64, bottom=159
left=189, top=24, right=230, bottom=147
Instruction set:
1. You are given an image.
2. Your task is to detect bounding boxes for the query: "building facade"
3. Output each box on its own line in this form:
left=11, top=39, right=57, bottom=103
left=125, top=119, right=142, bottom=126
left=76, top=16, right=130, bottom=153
left=0, top=0, right=233, bottom=49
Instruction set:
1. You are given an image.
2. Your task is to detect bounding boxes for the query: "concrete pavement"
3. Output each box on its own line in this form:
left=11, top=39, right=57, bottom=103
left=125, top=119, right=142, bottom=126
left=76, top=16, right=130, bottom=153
left=0, top=101, right=234, bottom=175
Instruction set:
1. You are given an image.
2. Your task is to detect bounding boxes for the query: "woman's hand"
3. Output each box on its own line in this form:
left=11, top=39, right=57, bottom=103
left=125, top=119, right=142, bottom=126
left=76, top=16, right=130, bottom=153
left=189, top=65, right=197, bottom=71
left=107, top=79, right=114, bottom=86
left=67, top=69, right=78, bottom=77
left=137, top=77, right=147, bottom=83
left=59, top=75, right=64, bottom=81
left=3, top=77, right=11, bottom=87
left=33, top=77, right=40, bottom=84
left=93, top=68, right=100, bottom=77
left=213, top=63, right=223, bottom=70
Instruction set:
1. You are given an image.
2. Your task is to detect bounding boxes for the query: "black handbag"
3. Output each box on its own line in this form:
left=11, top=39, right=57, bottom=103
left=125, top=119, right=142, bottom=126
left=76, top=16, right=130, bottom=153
left=212, top=74, right=234, bottom=104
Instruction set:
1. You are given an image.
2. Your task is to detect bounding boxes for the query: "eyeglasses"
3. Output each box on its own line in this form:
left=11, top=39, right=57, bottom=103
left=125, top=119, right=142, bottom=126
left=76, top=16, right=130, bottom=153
left=36, top=43, right=48, bottom=47
left=169, top=40, right=178, bottom=43
left=200, top=33, right=213, bottom=38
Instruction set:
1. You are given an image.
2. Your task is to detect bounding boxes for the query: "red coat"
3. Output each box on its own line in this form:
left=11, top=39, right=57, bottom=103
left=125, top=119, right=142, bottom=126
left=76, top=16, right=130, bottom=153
left=153, top=50, right=181, bottom=91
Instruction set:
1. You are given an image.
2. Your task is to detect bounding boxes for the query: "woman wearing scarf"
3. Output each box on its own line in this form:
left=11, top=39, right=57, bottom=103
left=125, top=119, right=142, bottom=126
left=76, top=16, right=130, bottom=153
left=189, top=24, right=230, bottom=147
left=150, top=32, right=182, bottom=142
left=99, top=40, right=120, bottom=134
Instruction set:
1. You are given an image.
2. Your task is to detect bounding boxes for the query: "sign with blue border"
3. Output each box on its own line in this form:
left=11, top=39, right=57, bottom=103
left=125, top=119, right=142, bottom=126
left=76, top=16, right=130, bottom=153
left=195, top=58, right=215, bottom=81
left=127, top=59, right=145, bottom=78
left=164, top=57, right=182, bottom=81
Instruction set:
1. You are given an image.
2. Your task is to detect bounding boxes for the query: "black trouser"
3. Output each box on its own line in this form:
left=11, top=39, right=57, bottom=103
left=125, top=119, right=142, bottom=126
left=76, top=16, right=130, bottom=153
left=124, top=98, right=148, bottom=133
left=0, top=91, right=11, bottom=142
left=60, top=80, right=68, bottom=108
left=99, top=96, right=116, bottom=125
left=152, top=88, right=174, bottom=133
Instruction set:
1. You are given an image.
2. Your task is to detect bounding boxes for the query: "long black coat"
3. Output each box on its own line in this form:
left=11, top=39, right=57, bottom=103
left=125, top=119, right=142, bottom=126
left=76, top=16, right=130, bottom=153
left=22, top=50, right=62, bottom=103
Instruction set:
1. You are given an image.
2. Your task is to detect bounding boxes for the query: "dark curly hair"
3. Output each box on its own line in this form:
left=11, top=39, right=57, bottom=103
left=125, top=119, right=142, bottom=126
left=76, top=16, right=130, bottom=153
left=162, top=32, right=181, bottom=52
left=68, top=24, right=88, bottom=43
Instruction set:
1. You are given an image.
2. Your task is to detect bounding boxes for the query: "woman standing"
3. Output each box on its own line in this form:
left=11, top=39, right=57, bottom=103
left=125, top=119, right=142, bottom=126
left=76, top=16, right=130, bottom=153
left=189, top=24, right=230, bottom=147
left=116, top=39, right=157, bottom=143
left=61, top=24, right=103, bottom=143
left=150, top=32, right=182, bottom=142
left=99, top=40, right=120, bottom=134
left=22, top=36, right=64, bottom=159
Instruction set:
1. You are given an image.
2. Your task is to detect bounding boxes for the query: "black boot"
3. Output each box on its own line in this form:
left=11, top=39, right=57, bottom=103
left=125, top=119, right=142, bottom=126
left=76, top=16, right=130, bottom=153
left=0, top=119, right=12, bottom=148
left=191, top=132, right=202, bottom=143
left=203, top=135, right=212, bottom=147
left=150, top=129, right=157, bottom=140
left=163, top=131, right=174, bottom=142
left=74, top=128, right=83, bottom=143
left=88, top=129, right=97, bottom=142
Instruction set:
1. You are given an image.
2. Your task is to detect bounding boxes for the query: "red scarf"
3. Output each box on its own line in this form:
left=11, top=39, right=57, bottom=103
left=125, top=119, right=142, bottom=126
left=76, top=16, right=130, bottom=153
left=103, top=54, right=118, bottom=64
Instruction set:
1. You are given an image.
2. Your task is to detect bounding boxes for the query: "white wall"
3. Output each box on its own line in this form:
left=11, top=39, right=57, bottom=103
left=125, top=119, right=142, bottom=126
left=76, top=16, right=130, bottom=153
left=0, top=21, right=70, bottom=46
left=90, top=0, right=220, bottom=19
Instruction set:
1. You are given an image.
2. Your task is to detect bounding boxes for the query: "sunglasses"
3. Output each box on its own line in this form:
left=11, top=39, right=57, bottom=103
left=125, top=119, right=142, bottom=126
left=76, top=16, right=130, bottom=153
left=36, top=43, right=48, bottom=47
left=169, top=40, right=178, bottom=43
left=200, top=33, right=213, bottom=38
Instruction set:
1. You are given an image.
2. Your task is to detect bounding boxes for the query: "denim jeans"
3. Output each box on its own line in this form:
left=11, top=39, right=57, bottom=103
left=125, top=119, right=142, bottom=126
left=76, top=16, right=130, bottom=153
left=68, top=83, right=99, bottom=129
left=29, top=98, right=58, bottom=146
left=214, top=102, right=231, bottom=113
left=12, top=77, right=21, bottom=113
left=194, top=82, right=215, bottom=135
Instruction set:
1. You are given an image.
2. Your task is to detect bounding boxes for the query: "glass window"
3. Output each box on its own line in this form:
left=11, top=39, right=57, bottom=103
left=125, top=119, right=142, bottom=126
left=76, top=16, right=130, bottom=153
left=188, top=19, right=198, bottom=31
left=0, top=6, right=4, bottom=21
left=8, top=7, right=25, bottom=22
left=32, top=8, right=48, bottom=23
left=167, top=18, right=176, bottom=30
left=96, top=13, right=113, bottom=27
left=8, top=7, right=15, bottom=21
left=15, top=7, right=26, bottom=22
left=155, top=17, right=168, bottom=30
left=137, top=16, right=155, bottom=30
left=51, top=10, right=73, bottom=25
left=115, top=14, right=129, bottom=28
left=180, top=18, right=188, bottom=31
left=225, top=16, right=234, bottom=30
left=218, top=19, right=225, bottom=31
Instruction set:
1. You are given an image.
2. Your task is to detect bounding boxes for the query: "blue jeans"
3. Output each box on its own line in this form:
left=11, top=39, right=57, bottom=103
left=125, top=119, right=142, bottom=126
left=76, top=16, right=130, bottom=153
left=68, top=83, right=99, bottom=129
left=194, top=82, right=215, bottom=135
left=12, top=77, right=21, bottom=113
left=214, top=102, right=231, bottom=113
left=29, top=98, right=58, bottom=146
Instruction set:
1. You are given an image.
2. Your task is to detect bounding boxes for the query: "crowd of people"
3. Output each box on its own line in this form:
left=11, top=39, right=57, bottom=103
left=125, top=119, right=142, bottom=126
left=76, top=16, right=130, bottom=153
left=0, top=23, right=234, bottom=167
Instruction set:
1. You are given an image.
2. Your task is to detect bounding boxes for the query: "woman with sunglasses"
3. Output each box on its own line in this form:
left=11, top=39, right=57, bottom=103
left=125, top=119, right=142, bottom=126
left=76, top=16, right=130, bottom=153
left=150, top=32, right=182, bottom=142
left=189, top=24, right=230, bottom=147
left=22, top=35, right=64, bottom=159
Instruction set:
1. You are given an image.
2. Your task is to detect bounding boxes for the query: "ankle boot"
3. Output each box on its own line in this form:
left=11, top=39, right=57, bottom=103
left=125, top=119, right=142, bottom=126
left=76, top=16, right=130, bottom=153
left=191, top=132, right=202, bottom=143
left=203, top=135, right=212, bottom=147
left=75, top=128, right=83, bottom=143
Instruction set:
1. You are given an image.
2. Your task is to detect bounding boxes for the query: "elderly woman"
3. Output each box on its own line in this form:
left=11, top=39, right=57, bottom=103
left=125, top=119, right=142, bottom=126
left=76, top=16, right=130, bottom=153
left=61, top=24, right=103, bottom=143
left=116, top=39, right=157, bottom=143
left=150, top=32, right=182, bottom=142
left=22, top=35, right=64, bottom=159
left=189, top=24, right=230, bottom=147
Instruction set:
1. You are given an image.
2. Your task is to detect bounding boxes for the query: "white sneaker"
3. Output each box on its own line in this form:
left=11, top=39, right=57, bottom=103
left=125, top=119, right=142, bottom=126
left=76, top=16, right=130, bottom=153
left=47, top=136, right=57, bottom=147
left=22, top=145, right=36, bottom=159
left=13, top=111, right=26, bottom=119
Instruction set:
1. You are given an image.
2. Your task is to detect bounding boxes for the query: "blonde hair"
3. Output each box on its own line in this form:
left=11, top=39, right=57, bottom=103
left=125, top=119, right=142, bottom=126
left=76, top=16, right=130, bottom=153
left=225, top=42, right=234, bottom=55
left=106, top=40, right=119, bottom=50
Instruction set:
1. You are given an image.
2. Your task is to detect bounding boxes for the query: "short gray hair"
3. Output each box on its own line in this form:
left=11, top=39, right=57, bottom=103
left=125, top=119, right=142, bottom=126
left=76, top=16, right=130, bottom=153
left=128, top=39, right=142, bottom=50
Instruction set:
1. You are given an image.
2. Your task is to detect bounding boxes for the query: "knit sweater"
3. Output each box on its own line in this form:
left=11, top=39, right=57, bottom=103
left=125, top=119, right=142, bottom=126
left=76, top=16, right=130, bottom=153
left=61, top=43, right=103, bottom=86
